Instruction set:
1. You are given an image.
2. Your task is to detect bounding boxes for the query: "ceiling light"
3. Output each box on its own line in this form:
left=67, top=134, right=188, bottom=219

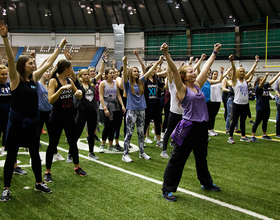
left=166, top=0, right=173, bottom=3
left=45, top=12, right=48, bottom=17
left=175, top=3, right=180, bottom=9
left=129, top=10, right=133, bottom=15
left=127, top=6, right=133, bottom=10
left=2, top=9, right=6, bottom=16
left=181, top=18, right=184, bottom=21
left=87, top=10, right=91, bottom=14
left=229, top=14, right=233, bottom=19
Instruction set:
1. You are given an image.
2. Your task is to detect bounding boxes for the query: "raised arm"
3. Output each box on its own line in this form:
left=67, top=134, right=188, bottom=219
left=193, top=54, right=206, bottom=71
left=258, top=73, right=269, bottom=89
left=143, top=56, right=163, bottom=80
left=33, top=38, right=68, bottom=83
left=245, top=55, right=259, bottom=80
left=195, top=43, right=222, bottom=89
left=122, top=56, right=128, bottom=83
left=161, top=43, right=186, bottom=100
left=269, top=72, right=280, bottom=87
left=0, top=21, right=18, bottom=89
left=133, top=49, right=146, bottom=76
left=228, top=55, right=237, bottom=86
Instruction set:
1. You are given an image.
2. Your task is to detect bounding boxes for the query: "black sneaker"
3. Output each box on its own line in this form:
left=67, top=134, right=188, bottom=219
left=35, top=183, right=52, bottom=194
left=13, top=166, right=27, bottom=175
left=250, top=120, right=255, bottom=124
left=114, top=143, right=123, bottom=151
left=1, top=188, right=10, bottom=202
left=162, top=191, right=177, bottom=202
left=94, top=135, right=101, bottom=142
left=234, top=130, right=241, bottom=133
left=66, top=154, right=72, bottom=163
left=201, top=183, right=221, bottom=191
left=74, top=167, right=87, bottom=176
left=44, top=172, right=53, bottom=183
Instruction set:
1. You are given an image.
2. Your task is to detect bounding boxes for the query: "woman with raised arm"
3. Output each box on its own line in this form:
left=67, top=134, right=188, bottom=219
left=250, top=72, right=280, bottom=142
left=0, top=21, right=67, bottom=201
left=160, top=42, right=222, bottom=202
left=99, top=68, right=126, bottom=153
left=75, top=68, right=103, bottom=160
left=121, top=56, right=156, bottom=162
left=228, top=55, right=259, bottom=144
left=44, top=59, right=87, bottom=183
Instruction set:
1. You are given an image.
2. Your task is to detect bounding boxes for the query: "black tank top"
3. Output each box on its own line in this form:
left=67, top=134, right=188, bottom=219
left=11, top=80, right=38, bottom=119
left=50, top=77, right=74, bottom=119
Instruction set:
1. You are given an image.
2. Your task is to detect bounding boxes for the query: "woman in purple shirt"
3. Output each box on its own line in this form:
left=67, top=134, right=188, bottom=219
left=160, top=43, right=222, bottom=202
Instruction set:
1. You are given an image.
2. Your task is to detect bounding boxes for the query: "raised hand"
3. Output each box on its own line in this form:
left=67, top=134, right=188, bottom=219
left=59, top=38, right=68, bottom=49
left=160, top=43, right=169, bottom=56
left=122, top=56, right=127, bottom=64
left=30, top=51, right=36, bottom=59
left=133, top=49, right=138, bottom=56
left=0, top=21, right=8, bottom=37
left=220, top=66, right=224, bottom=73
left=64, top=49, right=72, bottom=60
left=255, top=55, right=259, bottom=60
left=214, top=43, right=222, bottom=53
left=201, top=53, right=206, bottom=60
left=228, top=54, right=234, bottom=61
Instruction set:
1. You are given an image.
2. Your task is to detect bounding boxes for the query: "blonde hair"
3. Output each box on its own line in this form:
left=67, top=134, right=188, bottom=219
left=78, top=69, right=95, bottom=89
left=236, top=67, right=245, bottom=79
left=127, top=67, right=144, bottom=95
left=0, top=65, right=9, bottom=72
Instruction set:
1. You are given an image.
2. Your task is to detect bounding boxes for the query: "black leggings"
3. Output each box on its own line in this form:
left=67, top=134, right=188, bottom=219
left=144, top=104, right=162, bottom=136
left=75, top=108, right=97, bottom=153
left=100, top=110, right=121, bottom=141
left=114, top=110, right=123, bottom=140
left=229, top=103, right=248, bottom=137
left=162, top=112, right=182, bottom=151
left=252, top=108, right=270, bottom=133
left=208, top=101, right=220, bottom=130
left=162, top=121, right=213, bottom=192
left=162, top=99, right=170, bottom=133
left=46, top=115, right=79, bottom=169
left=4, top=122, right=41, bottom=187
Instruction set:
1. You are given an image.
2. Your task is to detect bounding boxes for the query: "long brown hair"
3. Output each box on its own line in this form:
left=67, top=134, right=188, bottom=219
left=128, top=67, right=144, bottom=95
left=50, top=59, right=72, bottom=78
left=16, top=55, right=33, bottom=82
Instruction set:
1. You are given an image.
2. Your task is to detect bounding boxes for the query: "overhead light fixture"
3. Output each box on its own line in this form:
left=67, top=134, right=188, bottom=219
left=229, top=14, right=233, bottom=19
left=45, top=12, right=48, bottom=17
left=2, top=8, right=6, bottom=16
left=127, top=6, right=133, bottom=10
left=175, top=3, right=180, bottom=9
left=79, top=2, right=85, bottom=8
left=129, top=10, right=133, bottom=15
left=181, top=18, right=184, bottom=21
left=87, top=10, right=91, bottom=14
left=166, top=0, right=173, bottom=3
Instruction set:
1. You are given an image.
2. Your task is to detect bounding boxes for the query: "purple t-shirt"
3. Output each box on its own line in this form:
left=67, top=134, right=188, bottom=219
left=181, top=85, right=209, bottom=122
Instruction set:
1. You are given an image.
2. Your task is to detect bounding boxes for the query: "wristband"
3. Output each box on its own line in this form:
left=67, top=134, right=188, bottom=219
left=256, top=59, right=259, bottom=62
left=221, top=72, right=223, bottom=73
left=1, top=35, right=7, bottom=38
left=156, top=61, right=160, bottom=65
left=213, top=50, right=218, bottom=55
left=57, top=46, right=61, bottom=50
left=103, top=106, right=107, bottom=110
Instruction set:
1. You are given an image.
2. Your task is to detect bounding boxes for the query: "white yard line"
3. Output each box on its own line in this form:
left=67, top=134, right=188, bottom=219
left=39, top=140, right=274, bottom=220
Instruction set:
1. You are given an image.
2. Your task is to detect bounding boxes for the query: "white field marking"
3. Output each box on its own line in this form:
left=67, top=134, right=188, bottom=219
left=39, top=140, right=274, bottom=220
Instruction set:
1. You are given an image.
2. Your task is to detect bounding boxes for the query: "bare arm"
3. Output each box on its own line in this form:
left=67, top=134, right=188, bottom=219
left=116, top=82, right=126, bottom=114
left=33, top=38, right=68, bottom=83
left=0, top=21, right=19, bottom=90
left=143, top=56, right=164, bottom=80
left=122, top=56, right=128, bottom=83
left=228, top=55, right=237, bottom=87
left=193, top=54, right=206, bottom=71
left=222, top=78, right=229, bottom=92
left=133, top=49, right=146, bottom=75
left=269, top=72, right=280, bottom=87
left=195, top=43, right=222, bottom=89
left=245, top=55, right=259, bottom=80
left=258, top=72, right=269, bottom=89
left=48, top=78, right=72, bottom=104
left=161, top=43, right=186, bottom=101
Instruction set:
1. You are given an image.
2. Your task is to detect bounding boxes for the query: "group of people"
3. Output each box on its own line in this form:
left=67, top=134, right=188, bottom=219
left=0, top=20, right=279, bottom=203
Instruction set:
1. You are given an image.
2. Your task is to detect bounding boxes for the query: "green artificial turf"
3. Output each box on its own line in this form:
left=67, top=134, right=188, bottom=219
left=0, top=98, right=279, bottom=219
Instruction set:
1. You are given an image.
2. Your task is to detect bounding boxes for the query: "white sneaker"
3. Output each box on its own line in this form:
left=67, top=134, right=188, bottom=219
left=157, top=141, right=163, bottom=148
left=160, top=151, right=169, bottom=158
left=139, top=152, right=151, bottom=160
left=0, top=147, right=6, bottom=155
left=145, top=137, right=153, bottom=144
left=161, top=132, right=165, bottom=138
left=154, top=136, right=157, bottom=141
left=99, top=144, right=105, bottom=153
left=151, top=129, right=154, bottom=134
left=53, top=153, right=65, bottom=161
left=122, top=154, right=133, bottom=162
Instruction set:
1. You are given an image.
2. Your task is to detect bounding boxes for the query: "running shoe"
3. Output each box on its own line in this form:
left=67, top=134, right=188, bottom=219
left=74, top=167, right=87, bottom=176
left=99, top=144, right=105, bottom=153
left=44, top=172, right=53, bottom=183
left=162, top=191, right=177, bottom=202
left=139, top=152, right=151, bottom=160
left=1, top=188, right=10, bottom=202
left=201, top=183, right=221, bottom=191
left=13, top=166, right=27, bottom=175
left=240, top=136, right=252, bottom=142
left=122, top=154, right=133, bottom=162
left=35, top=183, right=52, bottom=193
left=160, top=151, right=169, bottom=158
left=145, top=137, right=153, bottom=144
left=88, top=153, right=99, bottom=160
left=250, top=137, right=258, bottom=142
left=228, top=137, right=235, bottom=144
left=66, top=154, right=72, bottom=163
left=53, top=153, right=65, bottom=161
left=262, top=135, right=272, bottom=140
